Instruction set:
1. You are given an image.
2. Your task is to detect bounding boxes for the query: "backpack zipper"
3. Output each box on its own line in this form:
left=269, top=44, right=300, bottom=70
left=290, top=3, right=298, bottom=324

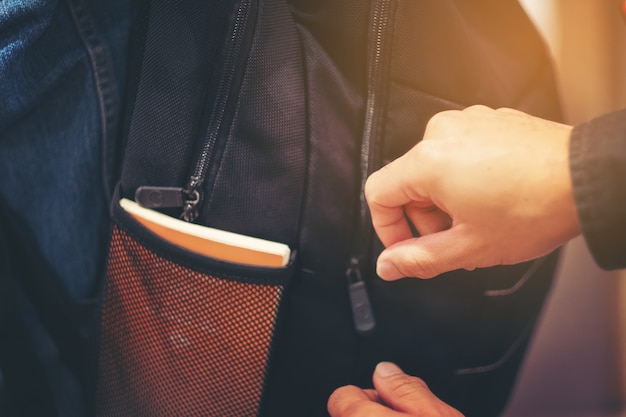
left=134, top=0, right=390, bottom=336
left=135, top=0, right=256, bottom=223
left=347, top=0, right=392, bottom=335
left=181, top=0, right=255, bottom=222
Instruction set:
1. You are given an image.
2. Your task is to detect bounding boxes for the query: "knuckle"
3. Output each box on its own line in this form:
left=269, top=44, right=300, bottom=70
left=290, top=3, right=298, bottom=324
left=495, top=106, right=520, bottom=114
left=464, top=104, right=491, bottom=113
left=326, top=386, right=351, bottom=416
left=398, top=251, right=439, bottom=279
left=328, top=384, right=357, bottom=401
left=327, top=389, right=374, bottom=417
left=387, top=376, right=465, bottom=417
left=327, top=396, right=371, bottom=417
left=427, top=110, right=458, bottom=131
left=343, top=401, right=371, bottom=417
left=388, top=375, right=429, bottom=398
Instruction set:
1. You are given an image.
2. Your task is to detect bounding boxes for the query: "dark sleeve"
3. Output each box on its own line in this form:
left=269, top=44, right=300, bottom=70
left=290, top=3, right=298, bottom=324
left=570, top=109, right=626, bottom=270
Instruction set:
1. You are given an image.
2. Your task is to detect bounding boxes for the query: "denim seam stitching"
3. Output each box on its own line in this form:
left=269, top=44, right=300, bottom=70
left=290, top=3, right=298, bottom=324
left=65, top=0, right=120, bottom=203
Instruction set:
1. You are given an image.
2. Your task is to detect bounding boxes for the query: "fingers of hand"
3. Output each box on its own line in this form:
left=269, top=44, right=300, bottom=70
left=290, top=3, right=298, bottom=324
left=425, top=105, right=503, bottom=141
left=404, top=203, right=451, bottom=236
left=366, top=152, right=433, bottom=247
left=423, top=109, right=465, bottom=140
left=369, top=203, right=414, bottom=248
left=373, top=363, right=464, bottom=417
left=376, top=227, right=479, bottom=280
left=327, top=385, right=403, bottom=417
left=463, top=104, right=493, bottom=114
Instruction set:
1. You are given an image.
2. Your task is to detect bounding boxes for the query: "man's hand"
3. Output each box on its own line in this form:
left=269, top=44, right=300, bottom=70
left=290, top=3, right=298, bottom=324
left=366, top=105, right=581, bottom=279
left=327, top=362, right=463, bottom=417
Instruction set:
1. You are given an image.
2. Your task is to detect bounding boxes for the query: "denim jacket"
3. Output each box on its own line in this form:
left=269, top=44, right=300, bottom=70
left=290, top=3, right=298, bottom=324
left=0, top=0, right=131, bottom=415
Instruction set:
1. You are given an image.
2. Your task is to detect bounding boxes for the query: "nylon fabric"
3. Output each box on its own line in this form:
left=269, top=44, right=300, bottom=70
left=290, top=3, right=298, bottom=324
left=119, top=0, right=232, bottom=198
left=200, top=0, right=307, bottom=246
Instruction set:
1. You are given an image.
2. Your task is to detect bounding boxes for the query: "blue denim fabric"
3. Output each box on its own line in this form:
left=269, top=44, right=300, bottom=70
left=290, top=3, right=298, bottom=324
left=0, top=0, right=131, bottom=415
left=0, top=0, right=130, bottom=298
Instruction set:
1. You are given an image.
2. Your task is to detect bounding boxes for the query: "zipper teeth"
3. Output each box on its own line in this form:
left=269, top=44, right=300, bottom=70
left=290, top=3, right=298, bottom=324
left=190, top=0, right=252, bottom=187
left=358, top=0, right=390, bottom=229
left=344, top=0, right=391, bottom=335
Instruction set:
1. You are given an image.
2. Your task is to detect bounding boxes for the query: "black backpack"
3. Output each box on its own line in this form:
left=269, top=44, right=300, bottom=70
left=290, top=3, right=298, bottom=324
left=3, top=1, right=563, bottom=416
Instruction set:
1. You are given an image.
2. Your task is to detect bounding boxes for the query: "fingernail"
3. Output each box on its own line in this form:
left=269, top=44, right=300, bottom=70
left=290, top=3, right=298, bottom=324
left=376, top=260, right=398, bottom=280
left=376, top=362, right=403, bottom=377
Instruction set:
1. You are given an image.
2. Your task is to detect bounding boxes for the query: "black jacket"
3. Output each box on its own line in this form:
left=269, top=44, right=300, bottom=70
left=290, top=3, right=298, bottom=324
left=571, top=109, right=626, bottom=270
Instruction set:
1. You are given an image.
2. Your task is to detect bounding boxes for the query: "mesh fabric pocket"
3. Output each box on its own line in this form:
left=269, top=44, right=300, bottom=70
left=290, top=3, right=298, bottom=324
left=95, top=225, right=287, bottom=417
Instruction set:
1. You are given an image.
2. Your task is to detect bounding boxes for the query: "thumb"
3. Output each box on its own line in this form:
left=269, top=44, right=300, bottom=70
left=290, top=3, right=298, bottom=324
left=376, top=227, right=480, bottom=280
left=373, top=362, right=463, bottom=417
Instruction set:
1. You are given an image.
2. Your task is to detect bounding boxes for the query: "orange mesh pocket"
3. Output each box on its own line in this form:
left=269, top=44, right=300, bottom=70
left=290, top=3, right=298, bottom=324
left=95, top=225, right=288, bottom=417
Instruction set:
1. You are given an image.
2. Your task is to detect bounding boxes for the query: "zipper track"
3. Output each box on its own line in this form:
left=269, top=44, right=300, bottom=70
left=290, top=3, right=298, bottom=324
left=347, top=0, right=392, bottom=335
left=359, top=0, right=391, bottom=230
left=182, top=0, right=254, bottom=222
left=134, top=0, right=257, bottom=219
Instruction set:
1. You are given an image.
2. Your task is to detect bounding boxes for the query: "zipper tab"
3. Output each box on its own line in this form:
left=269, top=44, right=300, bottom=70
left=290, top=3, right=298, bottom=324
left=135, top=186, right=185, bottom=209
left=134, top=185, right=201, bottom=222
left=347, top=258, right=376, bottom=335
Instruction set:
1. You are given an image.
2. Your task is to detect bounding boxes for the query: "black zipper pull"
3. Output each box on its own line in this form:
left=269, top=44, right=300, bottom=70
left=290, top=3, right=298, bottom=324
left=347, top=257, right=376, bottom=335
left=135, top=186, right=185, bottom=209
left=134, top=184, right=201, bottom=222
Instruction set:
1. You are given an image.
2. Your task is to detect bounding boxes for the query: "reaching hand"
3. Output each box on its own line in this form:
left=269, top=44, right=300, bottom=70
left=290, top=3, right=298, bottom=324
left=366, top=105, right=581, bottom=280
left=327, top=362, right=464, bottom=417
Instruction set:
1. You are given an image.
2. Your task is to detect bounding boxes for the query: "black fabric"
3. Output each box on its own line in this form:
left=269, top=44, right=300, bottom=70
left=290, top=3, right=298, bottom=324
left=0, top=202, right=55, bottom=417
left=261, top=2, right=561, bottom=417
left=198, top=0, right=308, bottom=246
left=119, top=0, right=234, bottom=197
left=570, top=108, right=626, bottom=270
left=383, top=0, right=561, bottom=162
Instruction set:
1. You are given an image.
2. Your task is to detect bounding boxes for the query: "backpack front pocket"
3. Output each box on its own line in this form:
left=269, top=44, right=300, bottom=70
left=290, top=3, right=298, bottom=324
left=95, top=199, right=295, bottom=417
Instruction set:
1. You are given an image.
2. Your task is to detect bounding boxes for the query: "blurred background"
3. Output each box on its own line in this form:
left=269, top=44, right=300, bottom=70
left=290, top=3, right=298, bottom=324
left=504, top=1, right=626, bottom=416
